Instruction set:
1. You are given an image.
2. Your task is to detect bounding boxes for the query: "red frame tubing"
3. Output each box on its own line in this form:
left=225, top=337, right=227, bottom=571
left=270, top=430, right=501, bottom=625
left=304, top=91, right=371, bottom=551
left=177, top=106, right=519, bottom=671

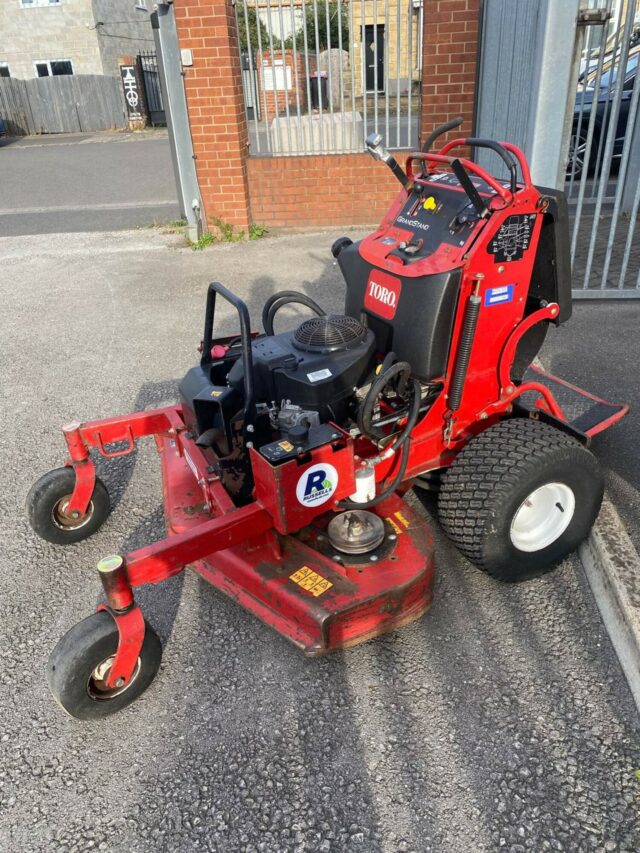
left=406, top=152, right=514, bottom=202
left=124, top=503, right=273, bottom=586
left=94, top=503, right=272, bottom=688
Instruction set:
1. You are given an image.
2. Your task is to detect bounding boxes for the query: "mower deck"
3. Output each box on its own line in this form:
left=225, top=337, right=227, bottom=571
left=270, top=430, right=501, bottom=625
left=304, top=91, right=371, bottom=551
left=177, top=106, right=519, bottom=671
left=159, top=434, right=435, bottom=655
left=522, top=365, right=628, bottom=437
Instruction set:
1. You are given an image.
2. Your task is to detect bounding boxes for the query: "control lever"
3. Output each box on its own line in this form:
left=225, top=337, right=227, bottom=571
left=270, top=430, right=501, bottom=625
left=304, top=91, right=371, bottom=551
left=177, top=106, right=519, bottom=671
left=450, top=158, right=489, bottom=219
left=365, top=132, right=411, bottom=190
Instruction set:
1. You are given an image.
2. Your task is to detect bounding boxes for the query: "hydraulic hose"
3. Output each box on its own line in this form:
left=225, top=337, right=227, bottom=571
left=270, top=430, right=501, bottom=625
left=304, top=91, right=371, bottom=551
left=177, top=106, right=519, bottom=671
left=357, top=360, right=411, bottom=441
left=262, top=290, right=326, bottom=336
left=339, top=378, right=421, bottom=510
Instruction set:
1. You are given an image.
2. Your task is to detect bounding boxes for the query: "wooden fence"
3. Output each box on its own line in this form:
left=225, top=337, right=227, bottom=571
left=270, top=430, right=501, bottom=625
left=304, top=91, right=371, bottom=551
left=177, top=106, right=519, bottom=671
left=0, top=75, right=126, bottom=135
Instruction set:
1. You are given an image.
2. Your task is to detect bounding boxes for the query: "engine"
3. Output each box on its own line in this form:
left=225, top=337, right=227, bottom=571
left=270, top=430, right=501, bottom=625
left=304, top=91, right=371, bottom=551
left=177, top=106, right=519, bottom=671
left=226, top=315, right=375, bottom=425
left=178, top=312, right=379, bottom=503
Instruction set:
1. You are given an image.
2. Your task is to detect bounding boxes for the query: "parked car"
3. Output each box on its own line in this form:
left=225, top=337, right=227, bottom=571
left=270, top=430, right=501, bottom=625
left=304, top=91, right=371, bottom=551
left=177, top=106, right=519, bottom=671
left=0, top=115, right=6, bottom=138
left=568, top=45, right=639, bottom=179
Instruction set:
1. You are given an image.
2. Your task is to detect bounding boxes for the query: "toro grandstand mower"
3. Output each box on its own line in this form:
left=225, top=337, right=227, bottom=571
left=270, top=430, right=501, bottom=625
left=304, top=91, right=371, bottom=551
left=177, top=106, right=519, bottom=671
left=29, top=119, right=628, bottom=719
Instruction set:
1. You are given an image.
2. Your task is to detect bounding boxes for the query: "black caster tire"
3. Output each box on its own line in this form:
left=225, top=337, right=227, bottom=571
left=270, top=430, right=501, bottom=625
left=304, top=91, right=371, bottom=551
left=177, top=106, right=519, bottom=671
left=438, top=419, right=604, bottom=582
left=47, top=611, right=162, bottom=720
left=27, top=467, right=110, bottom=545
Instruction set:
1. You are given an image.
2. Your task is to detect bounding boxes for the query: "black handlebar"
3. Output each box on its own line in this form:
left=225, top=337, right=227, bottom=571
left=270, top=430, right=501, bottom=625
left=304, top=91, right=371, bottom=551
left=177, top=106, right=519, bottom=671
left=422, top=116, right=464, bottom=153
left=201, top=282, right=256, bottom=429
left=463, top=138, right=518, bottom=195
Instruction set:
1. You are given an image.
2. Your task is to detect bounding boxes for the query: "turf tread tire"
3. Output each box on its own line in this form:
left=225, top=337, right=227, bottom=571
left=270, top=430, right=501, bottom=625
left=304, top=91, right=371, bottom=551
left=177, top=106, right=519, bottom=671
left=437, top=418, right=603, bottom=581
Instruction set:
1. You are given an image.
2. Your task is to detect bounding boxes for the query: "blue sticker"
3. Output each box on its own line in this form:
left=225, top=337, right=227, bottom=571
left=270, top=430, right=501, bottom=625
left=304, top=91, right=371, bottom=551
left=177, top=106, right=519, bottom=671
left=485, top=285, right=514, bottom=306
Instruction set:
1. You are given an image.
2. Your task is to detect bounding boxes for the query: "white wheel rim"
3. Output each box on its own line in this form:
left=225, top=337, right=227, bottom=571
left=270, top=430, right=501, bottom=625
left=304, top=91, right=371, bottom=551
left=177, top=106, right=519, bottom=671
left=510, top=482, right=575, bottom=552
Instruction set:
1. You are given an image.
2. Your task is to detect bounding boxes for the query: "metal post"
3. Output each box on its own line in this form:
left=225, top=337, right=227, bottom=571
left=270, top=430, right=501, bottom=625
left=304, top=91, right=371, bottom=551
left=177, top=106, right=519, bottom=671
left=151, top=2, right=202, bottom=242
left=526, top=0, right=581, bottom=189
left=622, top=88, right=640, bottom=216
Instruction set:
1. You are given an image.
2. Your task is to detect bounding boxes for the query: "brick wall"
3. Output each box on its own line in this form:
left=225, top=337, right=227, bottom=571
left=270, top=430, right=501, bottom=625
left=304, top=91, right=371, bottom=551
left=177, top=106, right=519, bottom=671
left=256, top=49, right=313, bottom=123
left=420, top=0, right=481, bottom=146
left=247, top=152, right=404, bottom=230
left=175, top=0, right=251, bottom=231
left=174, top=0, right=481, bottom=233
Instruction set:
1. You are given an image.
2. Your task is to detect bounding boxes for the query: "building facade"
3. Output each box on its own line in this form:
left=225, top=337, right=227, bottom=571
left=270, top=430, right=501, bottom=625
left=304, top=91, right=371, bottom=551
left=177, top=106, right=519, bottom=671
left=0, top=0, right=154, bottom=80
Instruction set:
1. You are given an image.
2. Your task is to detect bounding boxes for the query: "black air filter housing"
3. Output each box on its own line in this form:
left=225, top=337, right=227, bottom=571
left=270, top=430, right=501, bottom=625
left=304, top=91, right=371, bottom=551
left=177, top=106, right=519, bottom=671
left=227, top=315, right=376, bottom=424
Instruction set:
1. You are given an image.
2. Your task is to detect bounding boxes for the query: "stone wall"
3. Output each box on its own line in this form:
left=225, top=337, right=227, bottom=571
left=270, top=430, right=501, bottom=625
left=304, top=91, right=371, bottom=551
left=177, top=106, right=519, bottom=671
left=0, top=0, right=101, bottom=79
left=0, top=0, right=154, bottom=80
left=91, top=0, right=155, bottom=76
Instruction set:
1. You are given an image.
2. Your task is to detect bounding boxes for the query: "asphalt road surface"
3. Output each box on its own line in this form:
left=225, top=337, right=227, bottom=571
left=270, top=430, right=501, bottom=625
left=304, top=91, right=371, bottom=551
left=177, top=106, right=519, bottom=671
left=0, top=230, right=639, bottom=852
left=0, top=131, right=180, bottom=236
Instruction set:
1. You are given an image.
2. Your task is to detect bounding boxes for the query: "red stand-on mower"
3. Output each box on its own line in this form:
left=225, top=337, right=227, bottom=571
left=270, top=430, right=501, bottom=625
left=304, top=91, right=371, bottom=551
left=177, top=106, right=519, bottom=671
left=29, top=121, right=628, bottom=719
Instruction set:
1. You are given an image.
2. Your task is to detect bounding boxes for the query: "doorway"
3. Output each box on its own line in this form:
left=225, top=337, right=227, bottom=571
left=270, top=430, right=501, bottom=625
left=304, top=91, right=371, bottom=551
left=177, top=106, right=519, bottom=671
left=363, top=24, right=385, bottom=93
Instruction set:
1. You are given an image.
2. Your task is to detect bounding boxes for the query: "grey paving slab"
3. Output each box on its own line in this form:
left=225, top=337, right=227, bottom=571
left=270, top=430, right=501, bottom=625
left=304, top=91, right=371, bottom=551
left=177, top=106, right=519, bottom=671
left=0, top=231, right=638, bottom=853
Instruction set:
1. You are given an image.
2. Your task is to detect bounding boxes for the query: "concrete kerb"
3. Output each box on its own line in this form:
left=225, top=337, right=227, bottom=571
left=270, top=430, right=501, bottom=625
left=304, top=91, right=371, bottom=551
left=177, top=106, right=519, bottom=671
left=532, top=355, right=640, bottom=712
left=579, top=498, right=640, bottom=713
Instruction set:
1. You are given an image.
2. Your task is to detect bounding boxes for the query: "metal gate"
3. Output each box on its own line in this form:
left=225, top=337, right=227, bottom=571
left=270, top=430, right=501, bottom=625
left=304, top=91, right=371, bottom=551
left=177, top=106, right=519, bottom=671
left=234, top=0, right=422, bottom=156
left=137, top=51, right=166, bottom=127
left=568, top=0, right=640, bottom=297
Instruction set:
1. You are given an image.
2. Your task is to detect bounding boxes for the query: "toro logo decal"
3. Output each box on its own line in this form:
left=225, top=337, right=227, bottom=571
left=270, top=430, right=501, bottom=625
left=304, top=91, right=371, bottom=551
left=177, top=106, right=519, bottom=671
left=364, top=270, right=401, bottom=320
left=296, top=463, right=338, bottom=508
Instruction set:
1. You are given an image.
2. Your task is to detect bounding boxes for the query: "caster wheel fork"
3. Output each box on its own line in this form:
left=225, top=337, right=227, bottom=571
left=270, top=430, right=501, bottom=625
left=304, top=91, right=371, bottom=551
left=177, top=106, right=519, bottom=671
left=47, top=554, right=162, bottom=720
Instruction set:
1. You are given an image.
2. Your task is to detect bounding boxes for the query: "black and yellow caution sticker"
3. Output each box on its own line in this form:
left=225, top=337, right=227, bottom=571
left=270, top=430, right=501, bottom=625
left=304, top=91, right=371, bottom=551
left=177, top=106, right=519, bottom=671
left=290, top=566, right=333, bottom=597
left=385, top=511, right=410, bottom=535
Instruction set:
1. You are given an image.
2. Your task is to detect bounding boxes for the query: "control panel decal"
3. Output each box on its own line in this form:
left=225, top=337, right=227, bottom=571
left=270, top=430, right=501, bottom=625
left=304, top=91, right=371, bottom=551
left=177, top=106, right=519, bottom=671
left=364, top=270, right=402, bottom=320
left=487, top=213, right=536, bottom=263
left=485, top=285, right=514, bottom=306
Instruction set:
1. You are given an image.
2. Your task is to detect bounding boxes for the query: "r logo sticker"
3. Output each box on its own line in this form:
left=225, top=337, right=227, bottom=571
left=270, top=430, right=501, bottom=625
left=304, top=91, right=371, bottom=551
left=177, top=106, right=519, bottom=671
left=296, top=463, right=338, bottom=508
left=364, top=270, right=401, bottom=320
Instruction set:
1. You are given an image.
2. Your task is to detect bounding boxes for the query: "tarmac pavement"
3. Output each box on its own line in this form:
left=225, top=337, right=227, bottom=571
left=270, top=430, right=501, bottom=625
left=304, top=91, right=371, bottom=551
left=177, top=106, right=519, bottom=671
left=0, top=229, right=639, bottom=853
left=0, top=131, right=180, bottom=236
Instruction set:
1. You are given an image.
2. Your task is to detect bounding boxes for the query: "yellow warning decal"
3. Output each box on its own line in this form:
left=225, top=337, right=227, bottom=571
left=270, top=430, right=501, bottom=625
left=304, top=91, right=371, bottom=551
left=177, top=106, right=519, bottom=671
left=278, top=440, right=294, bottom=452
left=386, top=516, right=403, bottom=535
left=210, top=390, right=223, bottom=397
left=394, top=511, right=410, bottom=529
left=290, top=566, right=333, bottom=597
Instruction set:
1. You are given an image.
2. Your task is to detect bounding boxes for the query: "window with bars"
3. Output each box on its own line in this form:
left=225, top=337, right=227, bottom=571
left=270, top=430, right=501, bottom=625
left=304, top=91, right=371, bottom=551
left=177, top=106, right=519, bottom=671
left=236, top=0, right=422, bottom=156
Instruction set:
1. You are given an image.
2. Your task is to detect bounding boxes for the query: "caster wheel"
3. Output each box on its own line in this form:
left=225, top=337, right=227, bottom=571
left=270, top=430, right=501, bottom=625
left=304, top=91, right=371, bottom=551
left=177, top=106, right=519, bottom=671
left=27, top=467, right=110, bottom=545
left=438, top=419, right=604, bottom=582
left=47, top=611, right=162, bottom=720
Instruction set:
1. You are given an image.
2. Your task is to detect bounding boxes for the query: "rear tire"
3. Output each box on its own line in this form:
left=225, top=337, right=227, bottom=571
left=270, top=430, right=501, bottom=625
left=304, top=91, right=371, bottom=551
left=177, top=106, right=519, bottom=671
left=438, top=419, right=603, bottom=581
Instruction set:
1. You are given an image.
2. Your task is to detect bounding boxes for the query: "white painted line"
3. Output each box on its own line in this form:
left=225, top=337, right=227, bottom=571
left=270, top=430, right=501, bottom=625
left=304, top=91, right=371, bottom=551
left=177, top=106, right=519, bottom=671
left=0, top=200, right=178, bottom=216
left=579, top=497, right=640, bottom=713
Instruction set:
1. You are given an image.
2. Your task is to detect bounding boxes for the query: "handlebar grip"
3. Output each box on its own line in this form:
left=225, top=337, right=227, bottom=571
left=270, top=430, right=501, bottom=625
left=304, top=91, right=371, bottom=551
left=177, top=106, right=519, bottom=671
left=464, top=138, right=518, bottom=194
left=422, top=116, right=464, bottom=153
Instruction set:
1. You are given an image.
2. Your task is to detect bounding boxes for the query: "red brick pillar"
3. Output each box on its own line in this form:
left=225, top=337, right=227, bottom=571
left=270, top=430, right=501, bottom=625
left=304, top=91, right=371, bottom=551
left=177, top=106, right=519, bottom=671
left=174, top=0, right=251, bottom=232
left=420, top=0, right=481, bottom=148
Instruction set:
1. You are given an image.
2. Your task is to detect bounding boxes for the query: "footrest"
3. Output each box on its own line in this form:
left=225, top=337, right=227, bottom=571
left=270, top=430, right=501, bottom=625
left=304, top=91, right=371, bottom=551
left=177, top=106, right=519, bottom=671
left=522, top=365, right=628, bottom=437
